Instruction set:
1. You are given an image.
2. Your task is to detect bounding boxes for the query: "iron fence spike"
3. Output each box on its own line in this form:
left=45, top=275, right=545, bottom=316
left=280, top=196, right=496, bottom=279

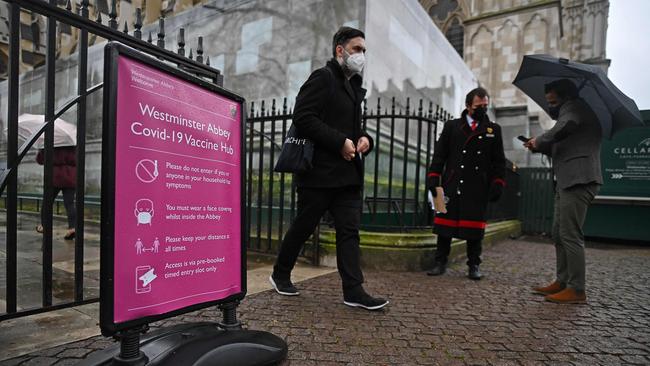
left=157, top=17, right=165, bottom=49
left=80, top=0, right=89, bottom=18
left=196, top=36, right=204, bottom=63
left=109, top=0, right=118, bottom=29
left=177, top=28, right=185, bottom=56
left=134, top=8, right=142, bottom=39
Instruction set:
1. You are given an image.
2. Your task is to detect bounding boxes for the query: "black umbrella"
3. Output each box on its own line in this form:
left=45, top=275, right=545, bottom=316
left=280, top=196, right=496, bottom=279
left=513, top=54, right=644, bottom=139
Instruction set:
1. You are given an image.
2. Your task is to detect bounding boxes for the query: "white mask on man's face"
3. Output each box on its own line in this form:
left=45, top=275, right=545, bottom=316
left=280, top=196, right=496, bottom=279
left=343, top=48, right=365, bottom=74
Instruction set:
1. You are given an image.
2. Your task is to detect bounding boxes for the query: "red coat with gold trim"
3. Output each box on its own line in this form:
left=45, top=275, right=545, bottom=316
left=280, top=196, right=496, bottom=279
left=427, top=110, right=506, bottom=240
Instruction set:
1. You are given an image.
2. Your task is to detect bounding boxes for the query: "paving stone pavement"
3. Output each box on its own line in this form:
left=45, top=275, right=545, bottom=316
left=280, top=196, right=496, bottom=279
left=2, top=238, right=649, bottom=365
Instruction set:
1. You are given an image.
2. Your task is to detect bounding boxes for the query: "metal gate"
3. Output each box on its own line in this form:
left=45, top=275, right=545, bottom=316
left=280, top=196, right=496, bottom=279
left=0, top=0, right=220, bottom=321
left=517, top=167, right=554, bottom=235
left=244, top=97, right=453, bottom=246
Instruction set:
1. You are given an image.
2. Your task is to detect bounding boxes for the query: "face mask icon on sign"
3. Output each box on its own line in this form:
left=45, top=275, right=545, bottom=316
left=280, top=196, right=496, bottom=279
left=134, top=198, right=154, bottom=225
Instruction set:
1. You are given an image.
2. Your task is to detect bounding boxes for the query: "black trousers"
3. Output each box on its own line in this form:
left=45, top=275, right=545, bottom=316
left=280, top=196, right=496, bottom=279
left=434, top=235, right=482, bottom=266
left=41, top=187, right=76, bottom=229
left=273, top=186, right=364, bottom=292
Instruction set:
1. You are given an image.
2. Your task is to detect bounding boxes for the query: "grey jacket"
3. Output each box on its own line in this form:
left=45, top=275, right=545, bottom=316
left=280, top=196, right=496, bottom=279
left=536, top=98, right=603, bottom=190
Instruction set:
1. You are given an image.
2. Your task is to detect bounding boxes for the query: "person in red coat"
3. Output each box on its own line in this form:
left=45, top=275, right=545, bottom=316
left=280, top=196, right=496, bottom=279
left=425, top=87, right=506, bottom=280
left=36, top=146, right=77, bottom=240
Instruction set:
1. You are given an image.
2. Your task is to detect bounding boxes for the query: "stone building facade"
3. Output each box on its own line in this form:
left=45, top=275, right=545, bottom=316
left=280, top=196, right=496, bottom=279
left=419, top=0, right=610, bottom=167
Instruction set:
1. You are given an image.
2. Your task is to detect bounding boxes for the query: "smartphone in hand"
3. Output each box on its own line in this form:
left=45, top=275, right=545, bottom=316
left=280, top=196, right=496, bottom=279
left=517, top=135, right=531, bottom=143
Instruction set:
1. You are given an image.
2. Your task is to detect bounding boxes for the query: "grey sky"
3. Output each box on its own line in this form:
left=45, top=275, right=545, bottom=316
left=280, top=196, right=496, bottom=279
left=606, top=0, right=650, bottom=110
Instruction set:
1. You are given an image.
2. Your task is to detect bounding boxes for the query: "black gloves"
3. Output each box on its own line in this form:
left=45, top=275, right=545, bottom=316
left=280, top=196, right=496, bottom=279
left=488, top=182, right=504, bottom=202
left=426, top=174, right=441, bottom=197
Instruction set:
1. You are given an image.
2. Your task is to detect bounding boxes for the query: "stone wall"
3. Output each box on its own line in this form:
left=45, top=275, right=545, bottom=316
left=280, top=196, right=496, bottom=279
left=420, top=0, right=610, bottom=168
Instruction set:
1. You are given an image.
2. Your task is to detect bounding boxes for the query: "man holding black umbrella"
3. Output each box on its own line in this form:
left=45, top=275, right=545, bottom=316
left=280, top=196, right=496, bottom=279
left=513, top=55, right=643, bottom=304
left=524, top=79, right=602, bottom=304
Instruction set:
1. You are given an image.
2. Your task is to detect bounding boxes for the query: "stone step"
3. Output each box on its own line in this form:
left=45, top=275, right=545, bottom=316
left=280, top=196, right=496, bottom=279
left=319, top=220, right=522, bottom=271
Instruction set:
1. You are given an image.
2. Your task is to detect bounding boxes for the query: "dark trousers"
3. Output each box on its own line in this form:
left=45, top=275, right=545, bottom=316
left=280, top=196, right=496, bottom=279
left=552, top=183, right=599, bottom=292
left=434, top=235, right=482, bottom=266
left=41, top=187, right=76, bottom=229
left=273, top=186, right=364, bottom=292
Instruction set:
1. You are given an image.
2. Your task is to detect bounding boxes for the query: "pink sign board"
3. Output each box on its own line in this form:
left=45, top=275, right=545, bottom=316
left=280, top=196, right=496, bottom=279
left=111, top=54, right=242, bottom=324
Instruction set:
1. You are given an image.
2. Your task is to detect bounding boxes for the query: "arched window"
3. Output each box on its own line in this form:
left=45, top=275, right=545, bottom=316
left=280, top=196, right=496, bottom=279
left=429, top=0, right=459, bottom=22
left=445, top=17, right=464, bottom=58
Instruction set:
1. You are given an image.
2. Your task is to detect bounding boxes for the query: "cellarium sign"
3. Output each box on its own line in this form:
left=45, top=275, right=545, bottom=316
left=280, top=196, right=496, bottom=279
left=600, top=127, right=650, bottom=198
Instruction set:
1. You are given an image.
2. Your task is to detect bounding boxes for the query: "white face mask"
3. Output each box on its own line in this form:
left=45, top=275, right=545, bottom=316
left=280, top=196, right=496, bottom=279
left=344, top=49, right=365, bottom=74
left=137, top=212, right=152, bottom=225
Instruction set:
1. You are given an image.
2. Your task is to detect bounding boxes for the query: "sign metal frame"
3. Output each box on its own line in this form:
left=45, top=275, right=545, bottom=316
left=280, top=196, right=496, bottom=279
left=100, top=42, right=246, bottom=336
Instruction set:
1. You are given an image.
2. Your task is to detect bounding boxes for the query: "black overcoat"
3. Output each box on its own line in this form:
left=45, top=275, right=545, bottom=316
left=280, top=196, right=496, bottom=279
left=428, top=110, right=506, bottom=240
left=292, top=59, right=373, bottom=188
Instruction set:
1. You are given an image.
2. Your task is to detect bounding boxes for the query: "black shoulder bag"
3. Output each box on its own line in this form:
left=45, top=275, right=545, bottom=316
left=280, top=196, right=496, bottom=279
left=272, top=125, right=314, bottom=173
left=273, top=68, right=334, bottom=173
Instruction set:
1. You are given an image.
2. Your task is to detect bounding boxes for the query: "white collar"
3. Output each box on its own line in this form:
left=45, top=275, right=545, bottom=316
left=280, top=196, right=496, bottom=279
left=465, top=114, right=475, bottom=127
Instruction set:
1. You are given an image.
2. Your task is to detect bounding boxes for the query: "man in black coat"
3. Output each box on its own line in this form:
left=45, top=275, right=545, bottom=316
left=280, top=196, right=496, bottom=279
left=269, top=27, right=388, bottom=310
left=426, top=87, right=506, bottom=280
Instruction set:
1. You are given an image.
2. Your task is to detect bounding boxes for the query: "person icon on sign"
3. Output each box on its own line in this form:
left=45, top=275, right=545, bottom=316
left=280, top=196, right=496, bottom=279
left=153, top=237, right=160, bottom=253
left=135, top=238, right=144, bottom=255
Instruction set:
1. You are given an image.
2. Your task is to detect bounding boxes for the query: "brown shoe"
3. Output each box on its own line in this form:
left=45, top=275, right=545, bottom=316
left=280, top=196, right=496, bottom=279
left=545, top=288, right=586, bottom=304
left=531, top=281, right=564, bottom=295
left=64, top=229, right=76, bottom=240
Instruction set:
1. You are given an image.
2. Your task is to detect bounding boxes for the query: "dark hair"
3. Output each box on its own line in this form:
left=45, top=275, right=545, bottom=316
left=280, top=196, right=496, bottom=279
left=332, top=26, right=365, bottom=57
left=544, top=79, right=578, bottom=100
left=465, top=87, right=490, bottom=106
